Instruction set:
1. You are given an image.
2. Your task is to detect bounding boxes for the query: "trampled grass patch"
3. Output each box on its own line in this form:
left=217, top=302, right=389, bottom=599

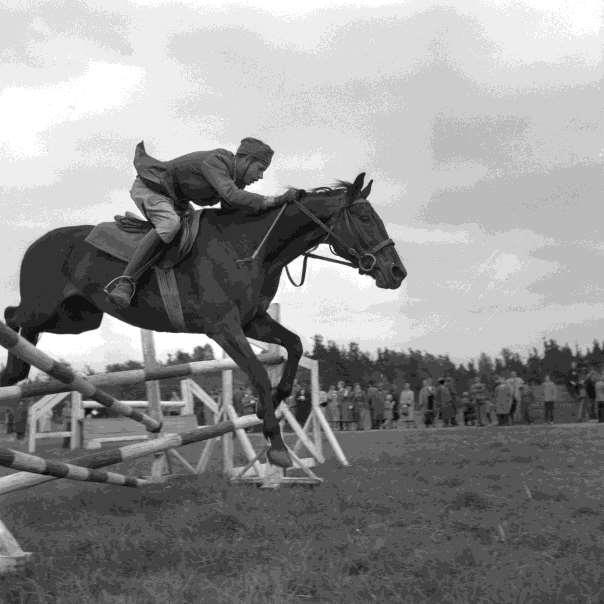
left=0, top=424, right=601, bottom=603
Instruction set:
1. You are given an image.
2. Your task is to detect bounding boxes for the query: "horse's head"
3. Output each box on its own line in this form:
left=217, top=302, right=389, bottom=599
left=327, top=173, right=406, bottom=289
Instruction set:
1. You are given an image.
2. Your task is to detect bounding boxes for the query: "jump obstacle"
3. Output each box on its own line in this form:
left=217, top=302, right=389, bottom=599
left=0, top=304, right=349, bottom=573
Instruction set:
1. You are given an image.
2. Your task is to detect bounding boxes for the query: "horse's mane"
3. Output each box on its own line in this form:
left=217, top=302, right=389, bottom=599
left=213, top=180, right=353, bottom=217
left=292, top=181, right=353, bottom=197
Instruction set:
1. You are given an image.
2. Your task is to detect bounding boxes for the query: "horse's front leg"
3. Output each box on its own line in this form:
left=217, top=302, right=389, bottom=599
left=211, top=322, right=292, bottom=468
left=243, top=312, right=303, bottom=403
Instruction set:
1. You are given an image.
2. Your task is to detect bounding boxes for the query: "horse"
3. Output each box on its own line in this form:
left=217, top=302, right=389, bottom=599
left=1, top=173, right=406, bottom=467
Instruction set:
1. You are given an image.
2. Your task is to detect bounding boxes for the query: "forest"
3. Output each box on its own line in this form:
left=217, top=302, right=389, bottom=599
left=17, top=336, right=603, bottom=402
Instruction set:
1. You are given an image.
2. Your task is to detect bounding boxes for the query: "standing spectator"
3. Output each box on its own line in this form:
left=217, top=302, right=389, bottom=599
left=445, top=376, right=458, bottom=426
left=435, top=377, right=454, bottom=426
left=294, top=386, right=311, bottom=426
left=382, top=393, right=395, bottom=429
left=398, top=383, right=415, bottom=427
left=418, top=378, right=435, bottom=427
left=14, top=400, right=28, bottom=441
left=519, top=383, right=534, bottom=424
left=366, top=381, right=378, bottom=428
left=567, top=361, right=581, bottom=403
left=506, top=371, right=524, bottom=423
left=575, top=370, right=590, bottom=422
left=595, top=371, right=604, bottom=423
left=325, top=385, right=340, bottom=429
left=373, top=384, right=386, bottom=429
left=337, top=381, right=351, bottom=430
left=470, top=376, right=489, bottom=426
left=543, top=374, right=557, bottom=424
left=460, top=391, right=475, bottom=426
left=585, top=367, right=597, bottom=420
left=349, top=383, right=366, bottom=430
left=494, top=377, right=513, bottom=425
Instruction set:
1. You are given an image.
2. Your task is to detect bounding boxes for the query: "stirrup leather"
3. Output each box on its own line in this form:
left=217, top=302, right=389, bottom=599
left=104, top=275, right=136, bottom=303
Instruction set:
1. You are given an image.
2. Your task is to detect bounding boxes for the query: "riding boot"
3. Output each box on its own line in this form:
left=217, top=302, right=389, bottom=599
left=105, top=229, right=165, bottom=307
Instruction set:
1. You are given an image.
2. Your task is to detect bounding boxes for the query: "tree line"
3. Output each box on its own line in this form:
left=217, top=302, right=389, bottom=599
left=10, top=336, right=603, bottom=402
left=308, top=335, right=604, bottom=395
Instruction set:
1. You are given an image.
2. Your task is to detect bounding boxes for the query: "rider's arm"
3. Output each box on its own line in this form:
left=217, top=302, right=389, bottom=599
left=198, top=151, right=275, bottom=212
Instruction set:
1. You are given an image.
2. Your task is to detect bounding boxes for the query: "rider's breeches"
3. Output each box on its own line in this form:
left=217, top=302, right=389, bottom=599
left=130, top=177, right=181, bottom=243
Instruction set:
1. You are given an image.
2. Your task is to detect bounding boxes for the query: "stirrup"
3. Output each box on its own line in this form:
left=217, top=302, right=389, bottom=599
left=104, top=275, right=136, bottom=302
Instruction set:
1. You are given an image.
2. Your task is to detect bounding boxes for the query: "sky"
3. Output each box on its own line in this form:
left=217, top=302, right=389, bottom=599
left=0, top=0, right=602, bottom=373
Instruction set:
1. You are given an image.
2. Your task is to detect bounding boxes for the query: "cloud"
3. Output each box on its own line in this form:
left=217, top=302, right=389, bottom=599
left=0, top=0, right=600, bottom=368
left=0, top=61, right=145, bottom=158
left=389, top=224, right=471, bottom=245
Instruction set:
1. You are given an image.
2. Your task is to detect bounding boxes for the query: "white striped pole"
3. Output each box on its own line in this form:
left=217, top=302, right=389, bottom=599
left=0, top=353, right=283, bottom=404
left=0, top=321, right=162, bottom=433
left=0, top=448, right=147, bottom=487
left=0, top=414, right=261, bottom=496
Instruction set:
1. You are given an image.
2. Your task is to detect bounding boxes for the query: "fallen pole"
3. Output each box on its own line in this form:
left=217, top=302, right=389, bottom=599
left=0, top=449, right=147, bottom=488
left=0, top=321, right=162, bottom=433
left=0, top=352, right=283, bottom=404
left=0, top=414, right=261, bottom=496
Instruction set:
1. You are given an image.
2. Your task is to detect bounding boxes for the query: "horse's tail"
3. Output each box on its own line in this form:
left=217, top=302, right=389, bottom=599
left=0, top=305, right=39, bottom=387
left=4, top=305, right=19, bottom=329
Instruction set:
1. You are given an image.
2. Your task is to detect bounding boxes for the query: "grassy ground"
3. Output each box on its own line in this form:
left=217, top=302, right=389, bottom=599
left=0, top=423, right=602, bottom=604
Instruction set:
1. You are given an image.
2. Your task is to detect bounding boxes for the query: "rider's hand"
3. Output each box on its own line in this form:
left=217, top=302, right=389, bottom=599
left=277, top=189, right=303, bottom=204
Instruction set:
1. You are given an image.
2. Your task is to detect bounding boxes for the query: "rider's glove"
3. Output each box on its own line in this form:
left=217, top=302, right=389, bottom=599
left=278, top=189, right=301, bottom=204
left=262, top=189, right=305, bottom=210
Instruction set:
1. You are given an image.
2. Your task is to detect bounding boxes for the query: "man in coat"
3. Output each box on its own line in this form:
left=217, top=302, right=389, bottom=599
left=435, top=377, right=454, bottom=426
left=494, top=376, right=513, bottom=425
left=106, top=137, right=297, bottom=306
left=505, top=371, right=524, bottom=423
left=543, top=374, right=557, bottom=424
left=470, top=376, right=489, bottom=427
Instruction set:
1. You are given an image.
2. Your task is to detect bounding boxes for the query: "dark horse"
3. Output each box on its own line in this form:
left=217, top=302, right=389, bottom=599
left=1, top=173, right=406, bottom=467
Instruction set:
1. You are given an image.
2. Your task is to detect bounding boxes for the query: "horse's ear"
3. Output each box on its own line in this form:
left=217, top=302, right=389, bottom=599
left=360, top=179, right=373, bottom=198
left=350, top=173, right=365, bottom=199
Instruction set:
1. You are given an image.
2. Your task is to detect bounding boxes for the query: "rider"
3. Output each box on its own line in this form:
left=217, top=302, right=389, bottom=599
left=106, top=137, right=296, bottom=306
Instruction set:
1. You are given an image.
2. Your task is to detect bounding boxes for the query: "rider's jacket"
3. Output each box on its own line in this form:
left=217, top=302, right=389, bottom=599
left=133, top=141, right=268, bottom=213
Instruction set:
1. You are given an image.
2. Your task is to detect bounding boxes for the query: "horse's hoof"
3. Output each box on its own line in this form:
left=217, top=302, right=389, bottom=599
left=267, top=447, right=292, bottom=469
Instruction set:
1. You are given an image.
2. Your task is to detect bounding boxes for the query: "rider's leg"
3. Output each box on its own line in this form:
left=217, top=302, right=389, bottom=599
left=105, top=229, right=165, bottom=306
left=106, top=178, right=180, bottom=306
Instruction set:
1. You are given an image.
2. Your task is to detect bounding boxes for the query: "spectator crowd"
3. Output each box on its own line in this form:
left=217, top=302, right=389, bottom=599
left=300, top=366, right=604, bottom=431
left=2, top=364, right=603, bottom=439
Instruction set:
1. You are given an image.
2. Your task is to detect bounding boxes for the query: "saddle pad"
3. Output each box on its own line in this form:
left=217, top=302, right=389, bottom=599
left=85, top=221, right=144, bottom=263
left=85, top=210, right=202, bottom=268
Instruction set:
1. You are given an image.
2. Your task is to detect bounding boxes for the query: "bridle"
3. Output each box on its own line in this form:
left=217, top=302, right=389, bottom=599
left=285, top=196, right=395, bottom=287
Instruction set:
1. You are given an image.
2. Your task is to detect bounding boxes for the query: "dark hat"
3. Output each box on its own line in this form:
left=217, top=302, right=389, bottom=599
left=236, top=137, right=274, bottom=168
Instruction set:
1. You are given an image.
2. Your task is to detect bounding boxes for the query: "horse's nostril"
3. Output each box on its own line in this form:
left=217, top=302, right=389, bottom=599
left=391, top=265, right=406, bottom=281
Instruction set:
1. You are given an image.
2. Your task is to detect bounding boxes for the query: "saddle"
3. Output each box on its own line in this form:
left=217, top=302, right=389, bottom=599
left=85, top=211, right=202, bottom=331
left=85, top=210, right=202, bottom=269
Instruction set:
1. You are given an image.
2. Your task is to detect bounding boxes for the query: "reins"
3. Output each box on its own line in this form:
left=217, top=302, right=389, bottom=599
left=237, top=192, right=394, bottom=288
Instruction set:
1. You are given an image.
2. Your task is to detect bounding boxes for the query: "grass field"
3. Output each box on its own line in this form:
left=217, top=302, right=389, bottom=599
left=0, top=423, right=602, bottom=604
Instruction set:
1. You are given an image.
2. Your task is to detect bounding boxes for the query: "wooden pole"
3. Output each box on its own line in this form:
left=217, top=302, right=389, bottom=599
left=0, top=415, right=261, bottom=496
left=70, top=392, right=82, bottom=450
left=0, top=448, right=148, bottom=487
left=140, top=330, right=167, bottom=479
left=221, top=352, right=234, bottom=476
left=0, top=353, right=283, bottom=404
left=0, top=321, right=162, bottom=433
left=309, top=358, right=324, bottom=459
